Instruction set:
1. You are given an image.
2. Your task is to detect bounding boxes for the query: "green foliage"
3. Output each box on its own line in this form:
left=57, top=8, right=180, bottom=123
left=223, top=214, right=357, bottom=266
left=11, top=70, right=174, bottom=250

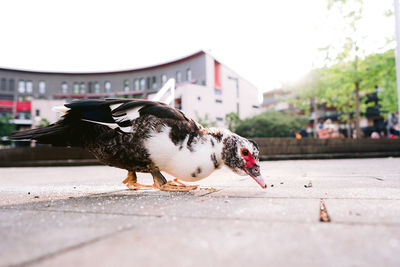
left=233, top=111, right=308, bottom=138
left=0, top=115, right=16, bottom=138
left=362, top=49, right=397, bottom=115
left=225, top=112, right=240, bottom=131
left=283, top=0, right=396, bottom=138
left=195, top=112, right=217, bottom=128
left=38, top=118, right=50, bottom=128
left=285, top=48, right=397, bottom=124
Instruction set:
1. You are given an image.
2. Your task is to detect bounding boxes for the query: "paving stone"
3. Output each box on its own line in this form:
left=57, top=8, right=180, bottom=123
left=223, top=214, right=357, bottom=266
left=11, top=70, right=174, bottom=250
left=0, top=158, right=399, bottom=267
left=0, top=209, right=137, bottom=267
left=31, top=218, right=400, bottom=267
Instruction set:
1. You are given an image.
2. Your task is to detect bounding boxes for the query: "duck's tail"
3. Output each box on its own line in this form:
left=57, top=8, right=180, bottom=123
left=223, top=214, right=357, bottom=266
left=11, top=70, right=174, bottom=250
left=9, top=123, right=73, bottom=146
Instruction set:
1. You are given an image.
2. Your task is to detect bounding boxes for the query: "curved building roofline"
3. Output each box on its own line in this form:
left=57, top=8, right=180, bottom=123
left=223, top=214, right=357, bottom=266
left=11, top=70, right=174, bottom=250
left=0, top=51, right=205, bottom=76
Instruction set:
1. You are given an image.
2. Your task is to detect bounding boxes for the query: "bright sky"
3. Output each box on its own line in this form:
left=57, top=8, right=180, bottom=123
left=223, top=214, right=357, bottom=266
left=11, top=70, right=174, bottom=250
left=0, top=0, right=395, bottom=92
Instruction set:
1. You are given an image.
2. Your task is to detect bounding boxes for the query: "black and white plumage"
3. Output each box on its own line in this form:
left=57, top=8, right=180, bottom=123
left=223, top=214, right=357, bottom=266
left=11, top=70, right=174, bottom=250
left=10, top=99, right=266, bottom=190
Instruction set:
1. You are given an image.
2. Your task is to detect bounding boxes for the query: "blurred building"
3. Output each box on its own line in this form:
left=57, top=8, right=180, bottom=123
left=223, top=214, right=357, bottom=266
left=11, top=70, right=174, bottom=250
left=261, top=89, right=296, bottom=112
left=0, top=51, right=260, bottom=129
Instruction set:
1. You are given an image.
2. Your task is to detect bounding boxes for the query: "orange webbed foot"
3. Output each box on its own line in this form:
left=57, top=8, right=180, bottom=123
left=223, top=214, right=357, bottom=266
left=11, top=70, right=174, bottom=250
left=155, top=179, right=198, bottom=192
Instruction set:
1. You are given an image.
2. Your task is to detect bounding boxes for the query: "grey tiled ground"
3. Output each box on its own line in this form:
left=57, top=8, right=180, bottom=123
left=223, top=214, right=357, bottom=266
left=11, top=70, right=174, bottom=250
left=1, top=158, right=400, bottom=267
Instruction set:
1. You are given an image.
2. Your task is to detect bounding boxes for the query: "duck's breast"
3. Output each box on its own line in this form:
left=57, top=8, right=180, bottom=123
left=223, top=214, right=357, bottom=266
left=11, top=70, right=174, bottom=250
left=144, top=127, right=219, bottom=181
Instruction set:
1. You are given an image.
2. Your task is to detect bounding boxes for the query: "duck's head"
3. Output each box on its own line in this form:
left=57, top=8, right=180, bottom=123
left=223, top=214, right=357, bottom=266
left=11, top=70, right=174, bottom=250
left=222, top=133, right=267, bottom=189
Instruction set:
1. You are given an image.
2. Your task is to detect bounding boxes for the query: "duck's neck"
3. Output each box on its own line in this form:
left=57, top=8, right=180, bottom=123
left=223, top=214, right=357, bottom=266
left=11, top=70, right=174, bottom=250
left=204, top=128, right=231, bottom=169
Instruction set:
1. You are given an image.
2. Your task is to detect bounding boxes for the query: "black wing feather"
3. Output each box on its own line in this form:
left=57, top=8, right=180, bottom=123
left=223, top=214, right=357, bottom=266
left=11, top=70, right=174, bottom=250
left=10, top=99, right=196, bottom=147
left=112, top=100, right=189, bottom=122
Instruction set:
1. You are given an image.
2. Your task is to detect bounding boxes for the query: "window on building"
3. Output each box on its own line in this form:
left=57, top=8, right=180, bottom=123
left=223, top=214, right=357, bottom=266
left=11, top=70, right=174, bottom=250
left=236, top=103, right=240, bottom=115
left=124, top=80, right=130, bottom=91
left=94, top=82, right=100, bottom=93
left=79, top=82, right=85, bottom=94
left=1, top=78, right=6, bottom=91
left=18, top=111, right=31, bottom=120
left=139, top=78, right=146, bottom=90
left=197, top=96, right=201, bottom=101
left=35, top=109, right=40, bottom=116
left=161, top=74, right=167, bottom=85
left=215, top=99, right=222, bottom=103
left=61, top=82, right=68, bottom=94
left=26, top=81, right=33, bottom=94
left=88, top=82, right=93, bottom=93
left=104, top=81, right=111, bottom=93
left=133, top=79, right=139, bottom=91
left=216, top=117, right=223, bottom=121
left=39, top=81, right=46, bottom=94
left=73, top=82, right=79, bottom=94
left=18, top=80, right=25, bottom=93
left=214, top=89, right=222, bottom=95
left=9, top=79, right=15, bottom=91
left=186, top=68, right=192, bottom=81
left=152, top=76, right=157, bottom=89
left=176, top=71, right=182, bottom=83
left=146, top=77, right=151, bottom=90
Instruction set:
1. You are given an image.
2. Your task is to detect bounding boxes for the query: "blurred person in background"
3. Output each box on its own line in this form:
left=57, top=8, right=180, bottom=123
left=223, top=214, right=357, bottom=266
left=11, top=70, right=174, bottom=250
left=371, top=131, right=381, bottom=139
left=299, top=126, right=308, bottom=138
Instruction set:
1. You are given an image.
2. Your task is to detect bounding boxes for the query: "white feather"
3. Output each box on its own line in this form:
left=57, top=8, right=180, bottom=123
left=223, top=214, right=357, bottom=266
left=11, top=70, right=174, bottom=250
left=109, top=103, right=123, bottom=111
left=81, top=119, right=118, bottom=129
left=118, top=126, right=133, bottom=133
left=112, top=107, right=141, bottom=124
left=52, top=106, right=70, bottom=114
left=144, top=126, right=224, bottom=181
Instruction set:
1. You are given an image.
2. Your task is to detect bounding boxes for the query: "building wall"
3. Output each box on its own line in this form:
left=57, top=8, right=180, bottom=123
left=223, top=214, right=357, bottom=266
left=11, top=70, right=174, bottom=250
left=0, top=53, right=207, bottom=100
left=176, top=54, right=260, bottom=126
left=218, top=62, right=260, bottom=119
left=0, top=51, right=261, bottom=129
left=31, top=99, right=67, bottom=127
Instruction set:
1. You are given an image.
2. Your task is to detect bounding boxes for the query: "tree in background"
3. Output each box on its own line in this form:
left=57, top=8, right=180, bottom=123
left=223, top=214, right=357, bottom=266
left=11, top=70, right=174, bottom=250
left=232, top=111, right=308, bottom=138
left=362, top=49, right=397, bottom=115
left=322, top=64, right=357, bottom=137
left=225, top=112, right=240, bottom=132
left=285, top=47, right=397, bottom=138
left=0, top=116, right=16, bottom=143
left=38, top=118, right=50, bottom=128
left=324, top=0, right=367, bottom=138
left=285, top=0, right=397, bottom=138
left=284, top=68, right=327, bottom=138
left=194, top=112, right=217, bottom=128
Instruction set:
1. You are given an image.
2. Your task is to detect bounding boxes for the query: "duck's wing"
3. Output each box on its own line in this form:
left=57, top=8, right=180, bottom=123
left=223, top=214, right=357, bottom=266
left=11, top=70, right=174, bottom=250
left=64, top=99, right=193, bottom=133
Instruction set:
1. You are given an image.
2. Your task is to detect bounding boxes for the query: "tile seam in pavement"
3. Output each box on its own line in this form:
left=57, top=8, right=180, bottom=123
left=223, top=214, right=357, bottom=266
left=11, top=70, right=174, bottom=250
left=2, top=206, right=400, bottom=228
left=84, top=189, right=128, bottom=197
left=5, top=225, right=137, bottom=267
left=196, top=188, right=223, bottom=197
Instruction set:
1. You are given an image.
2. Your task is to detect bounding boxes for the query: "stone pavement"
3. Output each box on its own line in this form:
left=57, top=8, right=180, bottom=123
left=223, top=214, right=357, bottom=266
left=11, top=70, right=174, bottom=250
left=0, top=158, right=400, bottom=267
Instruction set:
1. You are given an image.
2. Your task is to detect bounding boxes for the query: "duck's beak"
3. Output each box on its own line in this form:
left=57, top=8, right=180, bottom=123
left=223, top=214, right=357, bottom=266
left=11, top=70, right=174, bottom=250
left=244, top=164, right=267, bottom=189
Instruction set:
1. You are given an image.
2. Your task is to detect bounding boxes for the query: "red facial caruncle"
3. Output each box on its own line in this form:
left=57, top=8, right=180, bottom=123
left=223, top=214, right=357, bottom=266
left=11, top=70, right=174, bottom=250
left=240, top=148, right=267, bottom=189
left=240, top=148, right=256, bottom=168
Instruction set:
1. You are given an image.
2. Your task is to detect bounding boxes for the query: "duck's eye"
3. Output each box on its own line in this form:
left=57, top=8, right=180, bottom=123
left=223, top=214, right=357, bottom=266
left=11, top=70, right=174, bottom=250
left=241, top=149, right=249, bottom=157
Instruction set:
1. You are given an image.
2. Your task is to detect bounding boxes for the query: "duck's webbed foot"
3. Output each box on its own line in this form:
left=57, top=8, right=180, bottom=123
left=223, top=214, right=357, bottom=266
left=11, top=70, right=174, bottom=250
left=122, top=171, right=153, bottom=190
left=151, top=171, right=198, bottom=192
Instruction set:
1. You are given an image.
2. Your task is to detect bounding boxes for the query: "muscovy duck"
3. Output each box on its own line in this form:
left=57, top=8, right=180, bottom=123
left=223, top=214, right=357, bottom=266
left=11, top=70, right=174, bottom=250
left=10, top=99, right=266, bottom=191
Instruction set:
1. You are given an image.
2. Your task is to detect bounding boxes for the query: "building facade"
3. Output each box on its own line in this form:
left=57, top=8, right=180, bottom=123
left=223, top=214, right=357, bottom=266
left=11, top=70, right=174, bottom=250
left=0, top=51, right=260, bottom=129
